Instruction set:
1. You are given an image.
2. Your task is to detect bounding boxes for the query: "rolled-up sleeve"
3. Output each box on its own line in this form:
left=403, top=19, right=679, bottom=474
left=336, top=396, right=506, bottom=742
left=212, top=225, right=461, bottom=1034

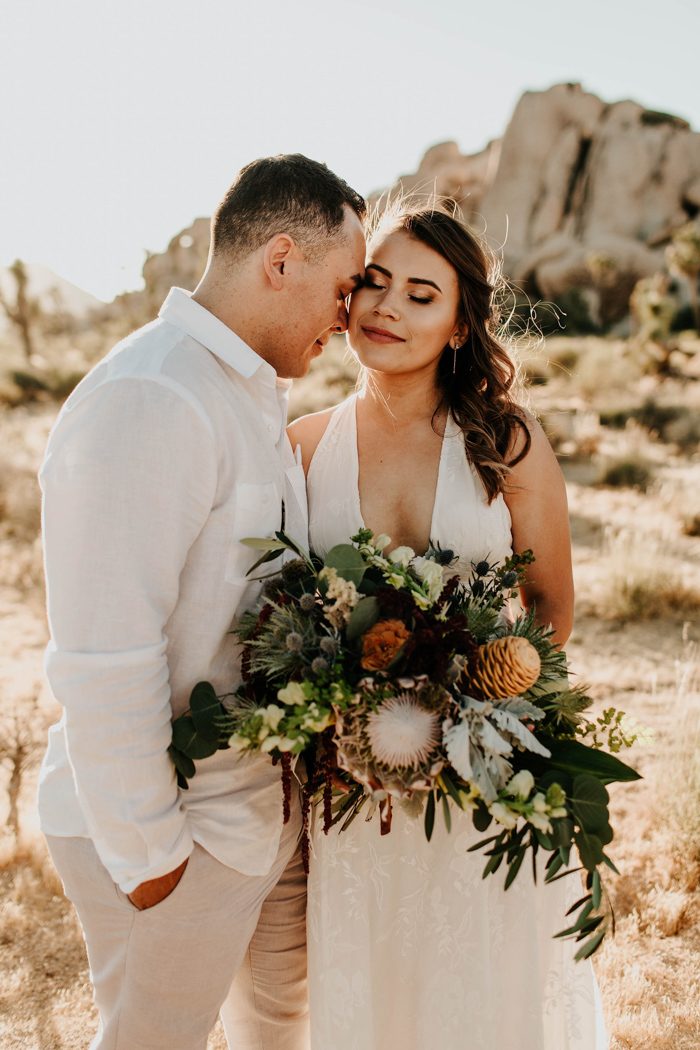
left=41, top=377, right=217, bottom=892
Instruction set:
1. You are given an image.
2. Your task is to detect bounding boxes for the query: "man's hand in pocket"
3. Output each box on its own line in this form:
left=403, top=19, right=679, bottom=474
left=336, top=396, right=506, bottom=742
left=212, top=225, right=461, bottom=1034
left=127, top=857, right=189, bottom=910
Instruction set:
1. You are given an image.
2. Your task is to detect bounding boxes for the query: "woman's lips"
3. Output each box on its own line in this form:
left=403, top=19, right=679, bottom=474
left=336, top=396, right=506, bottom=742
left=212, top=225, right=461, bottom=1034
left=361, top=326, right=406, bottom=344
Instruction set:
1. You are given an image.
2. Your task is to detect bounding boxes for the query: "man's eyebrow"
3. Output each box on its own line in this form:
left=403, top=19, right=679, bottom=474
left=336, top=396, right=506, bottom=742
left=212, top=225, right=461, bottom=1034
left=366, top=262, right=442, bottom=293
left=349, top=273, right=363, bottom=289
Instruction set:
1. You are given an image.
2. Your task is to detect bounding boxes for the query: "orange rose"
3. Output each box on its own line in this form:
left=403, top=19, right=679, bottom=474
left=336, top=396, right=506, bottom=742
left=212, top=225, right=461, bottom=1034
left=361, top=619, right=411, bottom=671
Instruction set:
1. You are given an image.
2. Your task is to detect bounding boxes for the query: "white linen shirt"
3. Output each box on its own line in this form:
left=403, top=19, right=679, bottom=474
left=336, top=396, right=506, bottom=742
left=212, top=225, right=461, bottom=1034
left=37, top=288, right=308, bottom=893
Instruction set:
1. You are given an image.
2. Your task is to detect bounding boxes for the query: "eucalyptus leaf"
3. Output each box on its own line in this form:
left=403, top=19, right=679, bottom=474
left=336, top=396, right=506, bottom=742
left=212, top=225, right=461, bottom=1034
left=570, top=775, right=610, bottom=832
left=592, top=871, right=602, bottom=910
left=574, top=828, right=605, bottom=871
left=172, top=715, right=219, bottom=760
left=346, top=596, right=380, bottom=643
left=551, top=817, right=575, bottom=849
left=189, top=681, right=222, bottom=735
left=168, top=745, right=195, bottom=783
left=324, top=544, right=368, bottom=586
left=473, top=801, right=493, bottom=833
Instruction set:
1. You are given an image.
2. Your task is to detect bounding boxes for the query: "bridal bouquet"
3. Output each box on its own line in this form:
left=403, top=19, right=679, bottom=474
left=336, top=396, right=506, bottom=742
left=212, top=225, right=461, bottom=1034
left=170, top=529, right=640, bottom=960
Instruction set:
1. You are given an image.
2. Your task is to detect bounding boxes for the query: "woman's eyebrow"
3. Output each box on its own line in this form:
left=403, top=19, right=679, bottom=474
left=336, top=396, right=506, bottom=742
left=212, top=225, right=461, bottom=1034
left=366, top=262, right=441, bottom=293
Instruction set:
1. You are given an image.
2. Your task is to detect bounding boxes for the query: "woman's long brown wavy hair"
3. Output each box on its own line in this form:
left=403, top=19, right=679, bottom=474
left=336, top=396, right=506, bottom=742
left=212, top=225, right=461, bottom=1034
left=368, top=200, right=530, bottom=502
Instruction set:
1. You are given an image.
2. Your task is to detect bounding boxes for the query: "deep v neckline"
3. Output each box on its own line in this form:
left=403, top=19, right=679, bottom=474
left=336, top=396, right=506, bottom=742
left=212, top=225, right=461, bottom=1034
left=351, top=394, right=450, bottom=554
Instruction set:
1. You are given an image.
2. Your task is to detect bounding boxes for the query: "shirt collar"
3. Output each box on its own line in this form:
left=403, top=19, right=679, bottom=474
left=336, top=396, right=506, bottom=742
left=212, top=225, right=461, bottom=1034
left=159, top=287, right=289, bottom=393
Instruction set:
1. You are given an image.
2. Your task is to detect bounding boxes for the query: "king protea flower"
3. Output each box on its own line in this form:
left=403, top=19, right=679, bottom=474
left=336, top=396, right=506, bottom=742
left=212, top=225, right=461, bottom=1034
left=367, top=694, right=441, bottom=768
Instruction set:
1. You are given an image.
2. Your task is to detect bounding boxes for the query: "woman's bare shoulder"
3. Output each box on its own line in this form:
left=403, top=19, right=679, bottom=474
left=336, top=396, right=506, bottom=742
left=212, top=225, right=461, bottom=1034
left=287, top=406, right=337, bottom=475
left=506, top=405, right=549, bottom=464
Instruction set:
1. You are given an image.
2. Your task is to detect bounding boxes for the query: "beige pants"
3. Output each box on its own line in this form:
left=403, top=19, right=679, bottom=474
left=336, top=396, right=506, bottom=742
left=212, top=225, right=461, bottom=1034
left=46, top=812, right=309, bottom=1050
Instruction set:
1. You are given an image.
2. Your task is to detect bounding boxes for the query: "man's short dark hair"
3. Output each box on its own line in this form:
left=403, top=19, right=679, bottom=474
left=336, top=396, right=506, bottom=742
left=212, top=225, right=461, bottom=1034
left=211, top=154, right=366, bottom=260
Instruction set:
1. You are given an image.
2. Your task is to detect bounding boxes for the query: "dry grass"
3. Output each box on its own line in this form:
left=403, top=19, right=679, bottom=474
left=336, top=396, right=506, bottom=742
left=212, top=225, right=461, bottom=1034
left=590, top=529, right=700, bottom=623
left=1, top=331, right=699, bottom=1048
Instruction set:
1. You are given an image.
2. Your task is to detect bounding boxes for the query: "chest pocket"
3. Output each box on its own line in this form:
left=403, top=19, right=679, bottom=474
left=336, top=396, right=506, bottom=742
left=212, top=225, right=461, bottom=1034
left=225, top=480, right=283, bottom=585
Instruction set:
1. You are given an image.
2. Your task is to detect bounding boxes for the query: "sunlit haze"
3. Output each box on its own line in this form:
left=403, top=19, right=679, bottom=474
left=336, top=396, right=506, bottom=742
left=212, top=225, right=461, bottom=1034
left=2, top=0, right=699, bottom=301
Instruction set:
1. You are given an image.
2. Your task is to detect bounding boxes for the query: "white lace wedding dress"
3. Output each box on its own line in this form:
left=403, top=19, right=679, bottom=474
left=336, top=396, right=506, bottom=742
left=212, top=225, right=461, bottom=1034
left=304, top=394, right=608, bottom=1050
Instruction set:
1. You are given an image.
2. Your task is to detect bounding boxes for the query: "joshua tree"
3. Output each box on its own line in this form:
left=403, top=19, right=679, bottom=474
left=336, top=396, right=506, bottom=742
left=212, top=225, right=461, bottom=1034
left=666, top=221, right=700, bottom=331
left=629, top=274, right=676, bottom=375
left=0, top=698, right=42, bottom=842
left=0, top=259, right=41, bottom=363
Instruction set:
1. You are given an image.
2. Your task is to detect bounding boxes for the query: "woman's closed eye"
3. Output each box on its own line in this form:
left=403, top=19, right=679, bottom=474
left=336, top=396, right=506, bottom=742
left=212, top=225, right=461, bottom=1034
left=363, top=277, right=433, bottom=304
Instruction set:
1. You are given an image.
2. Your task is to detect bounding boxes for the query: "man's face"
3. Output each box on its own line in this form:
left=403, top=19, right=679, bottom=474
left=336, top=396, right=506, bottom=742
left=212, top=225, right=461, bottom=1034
left=275, top=206, right=366, bottom=378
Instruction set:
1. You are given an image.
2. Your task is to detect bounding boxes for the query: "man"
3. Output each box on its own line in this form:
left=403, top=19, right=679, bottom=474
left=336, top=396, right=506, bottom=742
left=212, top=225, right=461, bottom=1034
left=38, top=154, right=366, bottom=1049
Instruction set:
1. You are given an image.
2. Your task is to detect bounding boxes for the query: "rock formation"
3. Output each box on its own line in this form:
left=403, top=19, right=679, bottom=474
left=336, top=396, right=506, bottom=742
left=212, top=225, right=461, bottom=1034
left=129, top=84, right=700, bottom=327
left=379, top=83, right=700, bottom=325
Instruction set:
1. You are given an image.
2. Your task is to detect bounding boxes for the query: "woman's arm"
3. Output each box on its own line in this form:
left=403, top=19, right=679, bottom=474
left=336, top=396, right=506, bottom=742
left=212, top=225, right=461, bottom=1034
left=503, top=415, right=574, bottom=647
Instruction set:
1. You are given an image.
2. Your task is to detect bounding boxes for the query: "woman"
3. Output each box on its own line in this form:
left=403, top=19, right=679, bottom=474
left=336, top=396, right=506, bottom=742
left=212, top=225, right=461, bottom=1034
left=288, top=203, right=607, bottom=1049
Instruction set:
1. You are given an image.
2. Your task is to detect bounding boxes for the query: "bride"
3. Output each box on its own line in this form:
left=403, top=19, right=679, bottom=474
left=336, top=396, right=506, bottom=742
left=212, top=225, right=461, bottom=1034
left=288, top=202, right=608, bottom=1049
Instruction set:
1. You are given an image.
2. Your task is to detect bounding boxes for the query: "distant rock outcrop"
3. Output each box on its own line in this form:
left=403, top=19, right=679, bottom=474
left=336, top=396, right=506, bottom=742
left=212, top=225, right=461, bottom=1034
left=127, top=84, right=700, bottom=327
left=380, top=84, right=700, bottom=324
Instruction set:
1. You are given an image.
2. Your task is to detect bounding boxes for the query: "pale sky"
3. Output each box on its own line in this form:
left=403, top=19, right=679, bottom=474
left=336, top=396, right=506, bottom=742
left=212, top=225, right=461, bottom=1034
left=2, top=0, right=699, bottom=301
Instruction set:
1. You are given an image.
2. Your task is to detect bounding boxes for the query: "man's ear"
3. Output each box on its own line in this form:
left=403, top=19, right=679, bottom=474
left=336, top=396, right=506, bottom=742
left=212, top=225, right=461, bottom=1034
left=262, top=233, right=296, bottom=290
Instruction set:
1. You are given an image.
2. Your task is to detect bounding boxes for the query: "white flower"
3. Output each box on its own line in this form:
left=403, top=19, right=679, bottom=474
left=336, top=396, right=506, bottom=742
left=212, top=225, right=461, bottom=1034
left=550, top=807, right=568, bottom=819
left=367, top=695, right=441, bottom=768
left=261, top=734, right=297, bottom=753
left=320, top=567, right=360, bottom=627
left=228, top=732, right=251, bottom=752
left=388, top=546, right=415, bottom=568
left=301, top=705, right=334, bottom=732
left=531, top=791, right=548, bottom=813
left=489, top=801, right=518, bottom=829
left=506, top=769, right=535, bottom=800
left=277, top=682, right=306, bottom=706
left=528, top=811, right=553, bottom=834
left=387, top=573, right=406, bottom=589
left=373, top=533, right=391, bottom=551
left=412, top=557, right=445, bottom=602
left=260, top=704, right=286, bottom=730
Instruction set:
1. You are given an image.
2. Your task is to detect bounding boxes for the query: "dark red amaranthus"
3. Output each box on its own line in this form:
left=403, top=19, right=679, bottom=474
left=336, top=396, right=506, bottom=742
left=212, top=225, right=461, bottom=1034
left=280, top=751, right=293, bottom=824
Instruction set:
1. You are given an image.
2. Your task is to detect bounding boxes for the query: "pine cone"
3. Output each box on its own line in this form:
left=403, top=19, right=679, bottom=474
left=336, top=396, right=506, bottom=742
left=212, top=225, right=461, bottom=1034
left=470, top=636, right=541, bottom=699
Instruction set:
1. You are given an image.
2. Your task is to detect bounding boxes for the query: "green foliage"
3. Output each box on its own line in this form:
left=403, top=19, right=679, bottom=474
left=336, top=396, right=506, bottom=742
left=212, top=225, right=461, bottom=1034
left=536, top=685, right=593, bottom=737
left=578, top=707, right=640, bottom=753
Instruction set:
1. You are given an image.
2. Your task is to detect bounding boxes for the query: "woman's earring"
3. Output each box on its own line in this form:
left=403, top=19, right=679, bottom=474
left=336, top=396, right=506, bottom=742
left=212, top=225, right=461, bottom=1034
left=452, top=341, right=460, bottom=375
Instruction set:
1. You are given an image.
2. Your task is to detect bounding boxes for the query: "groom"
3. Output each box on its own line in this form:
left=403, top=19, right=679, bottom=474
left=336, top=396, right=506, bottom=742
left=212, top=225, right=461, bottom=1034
left=38, top=154, right=366, bottom=1049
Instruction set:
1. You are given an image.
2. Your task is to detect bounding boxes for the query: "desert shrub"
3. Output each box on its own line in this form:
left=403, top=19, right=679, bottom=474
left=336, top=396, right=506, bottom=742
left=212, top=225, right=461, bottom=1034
left=550, top=288, right=601, bottom=335
left=671, top=304, right=697, bottom=332
left=599, top=457, right=653, bottom=490
left=596, top=531, right=700, bottom=623
left=599, top=400, right=699, bottom=450
left=662, top=411, right=700, bottom=451
left=0, top=461, right=41, bottom=541
left=641, top=109, right=689, bottom=129
left=571, top=339, right=643, bottom=400
left=682, top=513, right=700, bottom=538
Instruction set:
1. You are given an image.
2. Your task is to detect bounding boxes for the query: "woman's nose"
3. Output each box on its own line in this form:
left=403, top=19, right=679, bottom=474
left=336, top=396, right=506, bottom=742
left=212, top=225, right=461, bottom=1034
left=374, top=292, right=400, bottom=319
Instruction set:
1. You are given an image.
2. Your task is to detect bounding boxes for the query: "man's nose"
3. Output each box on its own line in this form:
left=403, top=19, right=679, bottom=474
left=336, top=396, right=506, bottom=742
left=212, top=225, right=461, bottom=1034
left=333, top=300, right=349, bottom=334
